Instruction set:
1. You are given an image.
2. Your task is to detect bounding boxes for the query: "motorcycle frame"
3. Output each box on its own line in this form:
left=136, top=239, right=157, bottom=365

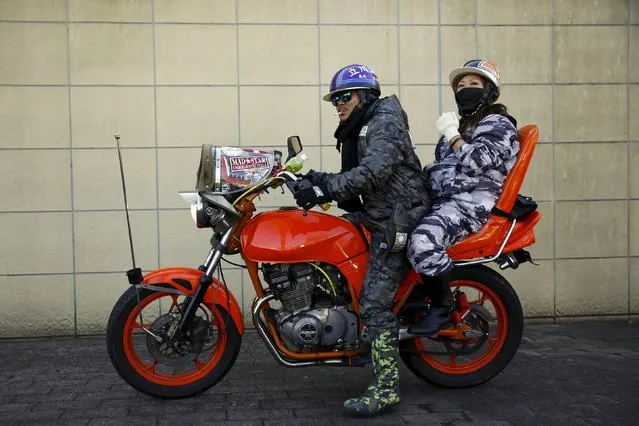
left=132, top=208, right=529, bottom=368
left=132, top=197, right=538, bottom=369
left=131, top=124, right=540, bottom=368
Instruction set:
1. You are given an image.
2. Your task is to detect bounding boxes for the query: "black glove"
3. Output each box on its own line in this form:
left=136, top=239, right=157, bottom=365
left=293, top=170, right=319, bottom=182
left=302, top=169, right=322, bottom=185
left=294, top=179, right=332, bottom=210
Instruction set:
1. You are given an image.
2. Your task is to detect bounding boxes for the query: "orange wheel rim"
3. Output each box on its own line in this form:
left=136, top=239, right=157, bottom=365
left=123, top=292, right=227, bottom=386
left=413, top=279, right=508, bottom=375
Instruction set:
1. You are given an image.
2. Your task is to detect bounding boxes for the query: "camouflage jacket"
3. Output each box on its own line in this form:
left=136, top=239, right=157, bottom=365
left=426, top=114, right=519, bottom=204
left=315, top=96, right=430, bottom=231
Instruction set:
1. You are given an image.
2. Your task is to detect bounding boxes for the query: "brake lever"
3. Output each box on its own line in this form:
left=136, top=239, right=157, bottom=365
left=277, top=170, right=299, bottom=192
left=278, top=171, right=298, bottom=181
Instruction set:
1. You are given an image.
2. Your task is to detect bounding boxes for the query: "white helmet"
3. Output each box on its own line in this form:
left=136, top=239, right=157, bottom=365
left=449, top=60, right=501, bottom=116
left=449, top=59, right=501, bottom=93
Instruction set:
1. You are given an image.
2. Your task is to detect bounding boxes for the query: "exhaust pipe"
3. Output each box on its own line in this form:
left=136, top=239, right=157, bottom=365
left=251, top=294, right=348, bottom=368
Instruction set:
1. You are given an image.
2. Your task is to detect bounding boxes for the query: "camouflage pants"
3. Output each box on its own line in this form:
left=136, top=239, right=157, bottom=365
left=358, top=234, right=412, bottom=331
left=407, top=200, right=486, bottom=276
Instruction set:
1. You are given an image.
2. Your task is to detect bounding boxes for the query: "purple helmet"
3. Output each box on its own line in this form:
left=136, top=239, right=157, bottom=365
left=322, top=64, right=381, bottom=101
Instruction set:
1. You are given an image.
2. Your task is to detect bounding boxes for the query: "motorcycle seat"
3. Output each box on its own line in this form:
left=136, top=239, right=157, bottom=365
left=447, top=124, right=540, bottom=260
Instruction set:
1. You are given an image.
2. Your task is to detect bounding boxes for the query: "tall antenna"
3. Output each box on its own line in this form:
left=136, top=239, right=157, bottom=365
left=114, top=133, right=137, bottom=269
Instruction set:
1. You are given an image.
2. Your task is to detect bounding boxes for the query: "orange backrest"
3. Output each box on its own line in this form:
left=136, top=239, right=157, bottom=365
left=493, top=124, right=539, bottom=214
left=447, top=124, right=539, bottom=259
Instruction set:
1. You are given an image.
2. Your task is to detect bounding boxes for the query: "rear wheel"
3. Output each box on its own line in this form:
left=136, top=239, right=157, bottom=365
left=400, top=265, right=523, bottom=388
left=106, top=287, right=241, bottom=398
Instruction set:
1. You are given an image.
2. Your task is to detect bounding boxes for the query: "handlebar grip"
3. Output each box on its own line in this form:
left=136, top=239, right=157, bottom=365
left=286, top=179, right=330, bottom=211
left=285, top=180, right=298, bottom=195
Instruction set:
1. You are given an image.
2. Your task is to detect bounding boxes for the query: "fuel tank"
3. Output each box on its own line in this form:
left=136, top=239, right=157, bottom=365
left=240, top=209, right=368, bottom=263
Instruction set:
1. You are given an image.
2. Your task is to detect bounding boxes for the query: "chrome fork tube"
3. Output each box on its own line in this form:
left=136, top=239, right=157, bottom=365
left=177, top=228, right=234, bottom=335
left=200, top=247, right=215, bottom=271
left=204, top=228, right=234, bottom=276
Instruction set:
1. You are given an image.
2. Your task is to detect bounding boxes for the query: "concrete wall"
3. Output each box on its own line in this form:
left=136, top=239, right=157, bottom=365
left=0, top=0, right=637, bottom=337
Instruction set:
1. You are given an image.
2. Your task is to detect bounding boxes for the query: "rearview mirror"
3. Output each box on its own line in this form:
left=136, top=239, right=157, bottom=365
left=286, top=136, right=303, bottom=162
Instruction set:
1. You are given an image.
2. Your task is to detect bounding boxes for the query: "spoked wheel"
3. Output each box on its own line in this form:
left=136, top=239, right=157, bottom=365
left=400, top=265, right=523, bottom=388
left=107, top=287, right=241, bottom=398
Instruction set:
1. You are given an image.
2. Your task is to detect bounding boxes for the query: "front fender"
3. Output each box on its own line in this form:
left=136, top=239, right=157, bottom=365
left=142, top=267, right=244, bottom=335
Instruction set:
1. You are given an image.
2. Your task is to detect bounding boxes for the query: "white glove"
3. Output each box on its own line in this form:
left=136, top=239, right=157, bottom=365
left=436, top=111, right=460, bottom=143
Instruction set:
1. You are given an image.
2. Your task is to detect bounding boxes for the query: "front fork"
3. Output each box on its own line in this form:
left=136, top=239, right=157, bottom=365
left=176, top=228, right=234, bottom=335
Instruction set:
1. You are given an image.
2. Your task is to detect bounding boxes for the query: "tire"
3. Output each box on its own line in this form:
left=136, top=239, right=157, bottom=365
left=106, top=286, right=242, bottom=398
left=400, top=265, right=523, bottom=388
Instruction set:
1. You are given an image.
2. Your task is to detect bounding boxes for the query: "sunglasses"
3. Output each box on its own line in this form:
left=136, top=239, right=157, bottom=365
left=330, top=91, right=353, bottom=106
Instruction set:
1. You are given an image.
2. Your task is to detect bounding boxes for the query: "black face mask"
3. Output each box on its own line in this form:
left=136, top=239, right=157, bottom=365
left=455, top=87, right=484, bottom=116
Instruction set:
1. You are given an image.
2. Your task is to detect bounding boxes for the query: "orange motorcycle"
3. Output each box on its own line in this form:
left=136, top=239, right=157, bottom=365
left=106, top=126, right=541, bottom=398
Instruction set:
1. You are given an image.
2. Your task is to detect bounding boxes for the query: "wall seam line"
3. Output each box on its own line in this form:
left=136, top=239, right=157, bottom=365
left=152, top=0, right=161, bottom=275
left=1, top=199, right=636, bottom=214
left=6, top=256, right=637, bottom=278
left=5, top=82, right=633, bottom=88
left=1, top=19, right=637, bottom=27
left=2, top=197, right=638, bottom=215
left=317, top=0, right=323, bottom=171
left=437, top=0, right=442, bottom=114
left=474, top=0, right=479, bottom=54
left=627, top=0, right=632, bottom=317
left=551, top=0, right=557, bottom=322
left=1, top=19, right=638, bottom=27
left=236, top=0, right=244, bottom=319
left=64, top=0, right=78, bottom=337
left=396, top=0, right=401, bottom=99
left=4, top=139, right=638, bottom=151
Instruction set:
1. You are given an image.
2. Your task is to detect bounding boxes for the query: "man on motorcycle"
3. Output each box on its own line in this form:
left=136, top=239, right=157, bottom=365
left=407, top=59, right=520, bottom=335
left=293, top=64, right=430, bottom=416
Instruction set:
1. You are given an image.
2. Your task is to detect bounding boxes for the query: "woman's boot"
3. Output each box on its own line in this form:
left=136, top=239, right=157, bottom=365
left=344, top=328, right=400, bottom=416
left=409, top=271, right=453, bottom=335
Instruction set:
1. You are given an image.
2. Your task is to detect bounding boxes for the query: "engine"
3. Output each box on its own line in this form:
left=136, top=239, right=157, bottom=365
left=262, top=263, right=359, bottom=351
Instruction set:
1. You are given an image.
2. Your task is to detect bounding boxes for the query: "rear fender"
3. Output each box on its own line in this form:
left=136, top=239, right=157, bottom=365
left=448, top=211, right=542, bottom=260
left=502, top=212, right=541, bottom=253
left=142, top=267, right=244, bottom=334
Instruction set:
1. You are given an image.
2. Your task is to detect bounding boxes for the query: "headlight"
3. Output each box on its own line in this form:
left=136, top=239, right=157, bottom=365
left=179, top=191, right=233, bottom=231
left=180, top=192, right=203, bottom=226
left=190, top=197, right=207, bottom=228
left=192, top=199, right=225, bottom=229
left=190, top=203, right=199, bottom=226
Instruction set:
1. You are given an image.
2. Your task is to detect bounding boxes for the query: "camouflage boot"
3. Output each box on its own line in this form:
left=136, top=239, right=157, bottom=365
left=344, top=328, right=400, bottom=416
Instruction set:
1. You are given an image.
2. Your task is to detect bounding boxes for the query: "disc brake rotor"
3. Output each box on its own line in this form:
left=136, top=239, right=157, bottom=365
left=145, top=313, right=208, bottom=368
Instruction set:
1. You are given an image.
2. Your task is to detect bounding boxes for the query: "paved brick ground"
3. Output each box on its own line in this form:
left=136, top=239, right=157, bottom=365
left=0, top=319, right=637, bottom=425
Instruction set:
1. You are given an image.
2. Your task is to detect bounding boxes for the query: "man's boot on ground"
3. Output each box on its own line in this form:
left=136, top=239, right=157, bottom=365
left=409, top=271, right=453, bottom=335
left=344, top=328, right=400, bottom=416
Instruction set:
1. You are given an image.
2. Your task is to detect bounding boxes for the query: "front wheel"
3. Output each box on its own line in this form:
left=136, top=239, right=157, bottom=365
left=106, top=286, right=242, bottom=398
left=400, top=265, right=523, bottom=388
